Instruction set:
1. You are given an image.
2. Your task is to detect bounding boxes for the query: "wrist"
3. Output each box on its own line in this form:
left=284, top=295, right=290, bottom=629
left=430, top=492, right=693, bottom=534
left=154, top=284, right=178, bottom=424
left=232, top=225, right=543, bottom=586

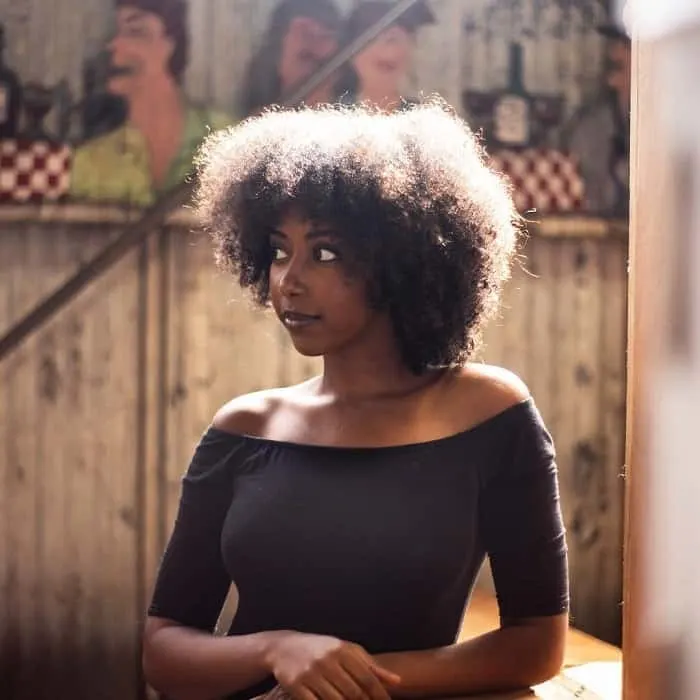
left=260, top=630, right=297, bottom=674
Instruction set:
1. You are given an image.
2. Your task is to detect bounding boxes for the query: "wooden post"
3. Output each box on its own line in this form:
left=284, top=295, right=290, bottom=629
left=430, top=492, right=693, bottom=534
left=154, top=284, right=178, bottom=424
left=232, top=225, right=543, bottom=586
left=623, top=5, right=700, bottom=699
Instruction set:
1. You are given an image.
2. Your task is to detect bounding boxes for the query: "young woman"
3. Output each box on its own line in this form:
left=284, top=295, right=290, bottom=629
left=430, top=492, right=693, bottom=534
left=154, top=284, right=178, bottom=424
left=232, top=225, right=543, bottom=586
left=142, top=100, right=569, bottom=700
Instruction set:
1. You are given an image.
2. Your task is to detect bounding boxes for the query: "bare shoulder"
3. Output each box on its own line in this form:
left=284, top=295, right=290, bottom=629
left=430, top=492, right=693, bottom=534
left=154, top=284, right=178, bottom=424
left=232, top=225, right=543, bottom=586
left=211, top=378, right=318, bottom=437
left=212, top=389, right=280, bottom=437
left=447, top=363, right=532, bottom=429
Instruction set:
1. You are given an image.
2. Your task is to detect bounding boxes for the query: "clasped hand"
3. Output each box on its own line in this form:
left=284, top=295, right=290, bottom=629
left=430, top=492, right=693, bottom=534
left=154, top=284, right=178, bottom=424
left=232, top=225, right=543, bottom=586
left=267, top=632, right=401, bottom=700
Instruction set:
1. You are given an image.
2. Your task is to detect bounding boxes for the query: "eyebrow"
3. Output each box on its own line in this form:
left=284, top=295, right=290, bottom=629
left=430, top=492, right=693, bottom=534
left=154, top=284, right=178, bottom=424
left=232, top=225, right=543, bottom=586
left=121, top=9, right=149, bottom=25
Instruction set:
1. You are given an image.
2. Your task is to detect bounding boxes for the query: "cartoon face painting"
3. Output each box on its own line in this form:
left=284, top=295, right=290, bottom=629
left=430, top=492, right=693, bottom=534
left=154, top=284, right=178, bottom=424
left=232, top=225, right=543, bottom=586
left=351, top=24, right=414, bottom=98
left=278, top=14, right=339, bottom=94
left=107, top=6, right=176, bottom=96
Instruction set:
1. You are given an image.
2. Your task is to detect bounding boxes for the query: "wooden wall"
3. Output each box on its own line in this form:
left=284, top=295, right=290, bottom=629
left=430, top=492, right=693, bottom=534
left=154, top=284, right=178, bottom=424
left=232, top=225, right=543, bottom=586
left=0, top=216, right=627, bottom=700
left=480, top=233, right=628, bottom=645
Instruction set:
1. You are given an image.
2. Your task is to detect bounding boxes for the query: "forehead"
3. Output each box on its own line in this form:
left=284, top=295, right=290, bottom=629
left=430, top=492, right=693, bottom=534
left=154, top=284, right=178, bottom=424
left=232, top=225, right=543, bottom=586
left=377, top=24, right=412, bottom=41
left=276, top=210, right=335, bottom=234
left=116, top=6, right=162, bottom=27
left=287, top=15, right=337, bottom=38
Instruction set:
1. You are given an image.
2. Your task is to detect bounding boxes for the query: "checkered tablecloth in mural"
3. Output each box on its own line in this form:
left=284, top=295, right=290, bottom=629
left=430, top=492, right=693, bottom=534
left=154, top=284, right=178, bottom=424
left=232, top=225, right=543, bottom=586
left=490, top=149, right=585, bottom=214
left=0, top=139, right=71, bottom=203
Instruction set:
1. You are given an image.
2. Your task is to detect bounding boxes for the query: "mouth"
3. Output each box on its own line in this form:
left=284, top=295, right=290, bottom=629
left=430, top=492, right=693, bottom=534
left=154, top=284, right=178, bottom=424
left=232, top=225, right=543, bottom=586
left=375, top=59, right=400, bottom=73
left=281, top=310, right=322, bottom=329
left=108, top=64, right=136, bottom=78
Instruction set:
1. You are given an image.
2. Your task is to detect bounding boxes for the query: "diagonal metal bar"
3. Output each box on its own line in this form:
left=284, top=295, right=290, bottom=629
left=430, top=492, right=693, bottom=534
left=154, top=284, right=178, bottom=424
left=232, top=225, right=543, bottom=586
left=0, top=0, right=430, bottom=362
left=0, top=184, right=192, bottom=360
left=282, top=0, right=430, bottom=107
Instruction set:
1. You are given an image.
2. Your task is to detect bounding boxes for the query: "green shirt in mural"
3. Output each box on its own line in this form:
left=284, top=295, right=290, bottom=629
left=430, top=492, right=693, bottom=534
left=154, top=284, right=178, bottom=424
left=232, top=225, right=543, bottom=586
left=70, top=105, right=234, bottom=206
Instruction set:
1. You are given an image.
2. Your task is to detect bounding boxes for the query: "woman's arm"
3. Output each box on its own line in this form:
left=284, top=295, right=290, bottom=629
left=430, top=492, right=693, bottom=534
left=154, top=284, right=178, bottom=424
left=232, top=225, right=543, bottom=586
left=376, top=379, right=570, bottom=698
left=373, top=613, right=567, bottom=698
left=143, top=618, right=282, bottom=700
left=143, top=618, right=401, bottom=700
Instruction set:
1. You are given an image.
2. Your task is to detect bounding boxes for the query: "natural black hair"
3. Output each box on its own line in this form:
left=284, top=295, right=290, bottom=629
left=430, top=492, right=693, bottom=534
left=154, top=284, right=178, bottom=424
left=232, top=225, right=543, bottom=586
left=194, top=99, right=520, bottom=374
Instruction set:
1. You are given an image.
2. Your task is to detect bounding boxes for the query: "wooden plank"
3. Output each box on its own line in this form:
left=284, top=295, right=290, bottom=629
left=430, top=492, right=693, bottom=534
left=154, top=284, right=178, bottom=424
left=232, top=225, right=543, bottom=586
left=0, top=226, right=10, bottom=689
left=525, top=236, right=557, bottom=427
left=85, top=232, right=141, bottom=700
left=460, top=590, right=622, bottom=667
left=3, top=226, right=42, bottom=700
left=499, top=245, right=532, bottom=382
left=34, top=228, right=72, bottom=698
left=138, top=227, right=168, bottom=698
left=568, top=239, right=605, bottom=638
left=549, top=240, right=580, bottom=627
left=596, top=239, right=628, bottom=646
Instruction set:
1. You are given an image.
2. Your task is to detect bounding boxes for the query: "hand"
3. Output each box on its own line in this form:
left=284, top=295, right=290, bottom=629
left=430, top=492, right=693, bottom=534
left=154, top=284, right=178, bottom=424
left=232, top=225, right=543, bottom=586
left=266, top=632, right=401, bottom=700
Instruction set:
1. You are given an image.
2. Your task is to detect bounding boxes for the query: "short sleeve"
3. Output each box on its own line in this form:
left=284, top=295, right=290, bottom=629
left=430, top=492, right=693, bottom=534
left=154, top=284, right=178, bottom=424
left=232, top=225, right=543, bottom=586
left=479, top=400, right=569, bottom=621
left=147, top=429, right=248, bottom=632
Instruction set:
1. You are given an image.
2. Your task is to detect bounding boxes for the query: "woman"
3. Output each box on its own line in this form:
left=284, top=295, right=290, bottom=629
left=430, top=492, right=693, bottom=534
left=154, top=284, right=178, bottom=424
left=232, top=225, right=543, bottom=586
left=142, top=100, right=569, bottom=700
left=239, top=0, right=341, bottom=117
left=335, top=1, right=434, bottom=112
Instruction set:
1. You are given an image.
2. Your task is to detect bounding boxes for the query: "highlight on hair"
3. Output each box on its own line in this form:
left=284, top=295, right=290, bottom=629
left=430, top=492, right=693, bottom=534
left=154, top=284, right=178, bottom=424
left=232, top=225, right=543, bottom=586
left=194, top=98, right=521, bottom=374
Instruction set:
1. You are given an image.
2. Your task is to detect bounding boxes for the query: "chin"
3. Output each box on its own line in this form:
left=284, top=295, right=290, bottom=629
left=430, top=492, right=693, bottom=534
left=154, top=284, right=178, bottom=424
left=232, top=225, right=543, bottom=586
left=288, top=338, right=327, bottom=358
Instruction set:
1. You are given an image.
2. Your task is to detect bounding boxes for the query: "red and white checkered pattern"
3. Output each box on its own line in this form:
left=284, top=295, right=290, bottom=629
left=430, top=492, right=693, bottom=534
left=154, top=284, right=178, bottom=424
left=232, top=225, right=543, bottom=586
left=490, top=149, right=585, bottom=214
left=0, top=139, right=71, bottom=203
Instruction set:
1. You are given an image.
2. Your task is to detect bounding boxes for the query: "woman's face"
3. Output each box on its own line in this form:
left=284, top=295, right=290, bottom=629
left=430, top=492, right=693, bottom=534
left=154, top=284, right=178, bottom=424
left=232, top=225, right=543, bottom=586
left=108, top=7, right=175, bottom=96
left=268, top=212, right=383, bottom=358
left=352, top=25, right=414, bottom=94
left=278, top=16, right=339, bottom=94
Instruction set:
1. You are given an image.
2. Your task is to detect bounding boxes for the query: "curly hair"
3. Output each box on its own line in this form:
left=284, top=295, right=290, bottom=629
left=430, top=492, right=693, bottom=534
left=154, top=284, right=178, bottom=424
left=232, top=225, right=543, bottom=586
left=194, top=99, right=521, bottom=374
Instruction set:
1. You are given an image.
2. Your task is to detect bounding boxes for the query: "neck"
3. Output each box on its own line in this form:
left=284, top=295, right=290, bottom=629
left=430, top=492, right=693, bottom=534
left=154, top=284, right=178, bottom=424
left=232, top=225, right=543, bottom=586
left=317, top=325, right=433, bottom=401
left=305, top=81, right=334, bottom=106
left=127, top=75, right=183, bottom=131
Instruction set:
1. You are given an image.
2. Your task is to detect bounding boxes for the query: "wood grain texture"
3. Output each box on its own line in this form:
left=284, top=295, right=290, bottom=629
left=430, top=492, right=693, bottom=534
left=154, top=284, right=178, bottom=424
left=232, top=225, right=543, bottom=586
left=479, top=236, right=627, bottom=645
left=0, top=222, right=627, bottom=698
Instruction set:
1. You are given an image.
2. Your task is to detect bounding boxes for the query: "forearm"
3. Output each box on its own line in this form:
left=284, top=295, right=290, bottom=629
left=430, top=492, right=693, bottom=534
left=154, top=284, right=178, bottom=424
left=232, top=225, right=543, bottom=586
left=143, top=624, right=284, bottom=700
left=374, top=621, right=566, bottom=698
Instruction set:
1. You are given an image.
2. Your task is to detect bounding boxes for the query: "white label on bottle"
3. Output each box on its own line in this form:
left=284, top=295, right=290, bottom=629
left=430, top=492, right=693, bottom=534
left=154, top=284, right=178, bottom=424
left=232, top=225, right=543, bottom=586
left=0, top=86, right=8, bottom=123
left=494, top=95, right=530, bottom=146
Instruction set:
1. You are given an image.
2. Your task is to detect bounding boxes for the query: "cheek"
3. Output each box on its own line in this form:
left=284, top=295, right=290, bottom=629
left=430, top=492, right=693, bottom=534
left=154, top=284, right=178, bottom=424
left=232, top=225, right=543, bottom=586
left=326, top=277, right=371, bottom=322
left=110, top=37, right=138, bottom=62
left=353, top=49, right=376, bottom=76
left=395, top=43, right=412, bottom=70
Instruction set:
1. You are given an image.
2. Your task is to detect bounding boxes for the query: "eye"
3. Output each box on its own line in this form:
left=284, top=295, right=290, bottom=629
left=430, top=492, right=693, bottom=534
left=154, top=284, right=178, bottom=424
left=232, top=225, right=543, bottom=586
left=271, top=246, right=289, bottom=262
left=315, top=246, right=340, bottom=263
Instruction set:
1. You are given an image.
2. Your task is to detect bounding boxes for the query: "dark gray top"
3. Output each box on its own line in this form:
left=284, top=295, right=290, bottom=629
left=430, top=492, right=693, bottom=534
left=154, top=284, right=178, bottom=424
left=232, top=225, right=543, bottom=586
left=148, top=397, right=569, bottom=699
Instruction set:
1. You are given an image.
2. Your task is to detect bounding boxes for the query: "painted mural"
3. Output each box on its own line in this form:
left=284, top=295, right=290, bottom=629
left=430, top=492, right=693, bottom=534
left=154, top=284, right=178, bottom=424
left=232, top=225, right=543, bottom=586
left=70, top=0, right=234, bottom=206
left=0, top=0, right=630, bottom=216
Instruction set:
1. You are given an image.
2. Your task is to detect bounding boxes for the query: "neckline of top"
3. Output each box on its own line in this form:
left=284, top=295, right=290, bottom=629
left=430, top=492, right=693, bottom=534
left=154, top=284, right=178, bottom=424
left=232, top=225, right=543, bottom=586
left=205, top=396, right=533, bottom=453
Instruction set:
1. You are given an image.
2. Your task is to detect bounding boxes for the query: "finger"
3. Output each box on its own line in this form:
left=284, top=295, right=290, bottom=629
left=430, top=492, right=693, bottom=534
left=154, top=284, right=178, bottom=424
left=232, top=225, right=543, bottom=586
left=341, top=654, right=392, bottom=700
left=317, top=664, right=370, bottom=700
left=307, top=676, right=348, bottom=700
left=368, top=661, right=402, bottom=686
left=349, top=647, right=401, bottom=686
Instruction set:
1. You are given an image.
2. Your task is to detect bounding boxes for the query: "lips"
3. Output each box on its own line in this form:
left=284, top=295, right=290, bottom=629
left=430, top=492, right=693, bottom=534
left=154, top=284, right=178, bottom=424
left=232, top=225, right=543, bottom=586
left=281, top=310, right=322, bottom=329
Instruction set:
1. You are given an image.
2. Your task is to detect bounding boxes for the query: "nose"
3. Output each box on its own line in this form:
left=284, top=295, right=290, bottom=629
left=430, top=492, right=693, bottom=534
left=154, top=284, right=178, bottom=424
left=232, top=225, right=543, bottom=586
left=108, top=34, right=125, bottom=58
left=278, top=258, right=307, bottom=298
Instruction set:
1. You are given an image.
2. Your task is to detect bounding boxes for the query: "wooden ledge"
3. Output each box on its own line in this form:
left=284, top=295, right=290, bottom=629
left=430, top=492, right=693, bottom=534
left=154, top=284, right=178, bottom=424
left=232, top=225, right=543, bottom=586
left=0, top=203, right=198, bottom=227
left=0, top=204, right=628, bottom=239
left=458, top=590, right=622, bottom=699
